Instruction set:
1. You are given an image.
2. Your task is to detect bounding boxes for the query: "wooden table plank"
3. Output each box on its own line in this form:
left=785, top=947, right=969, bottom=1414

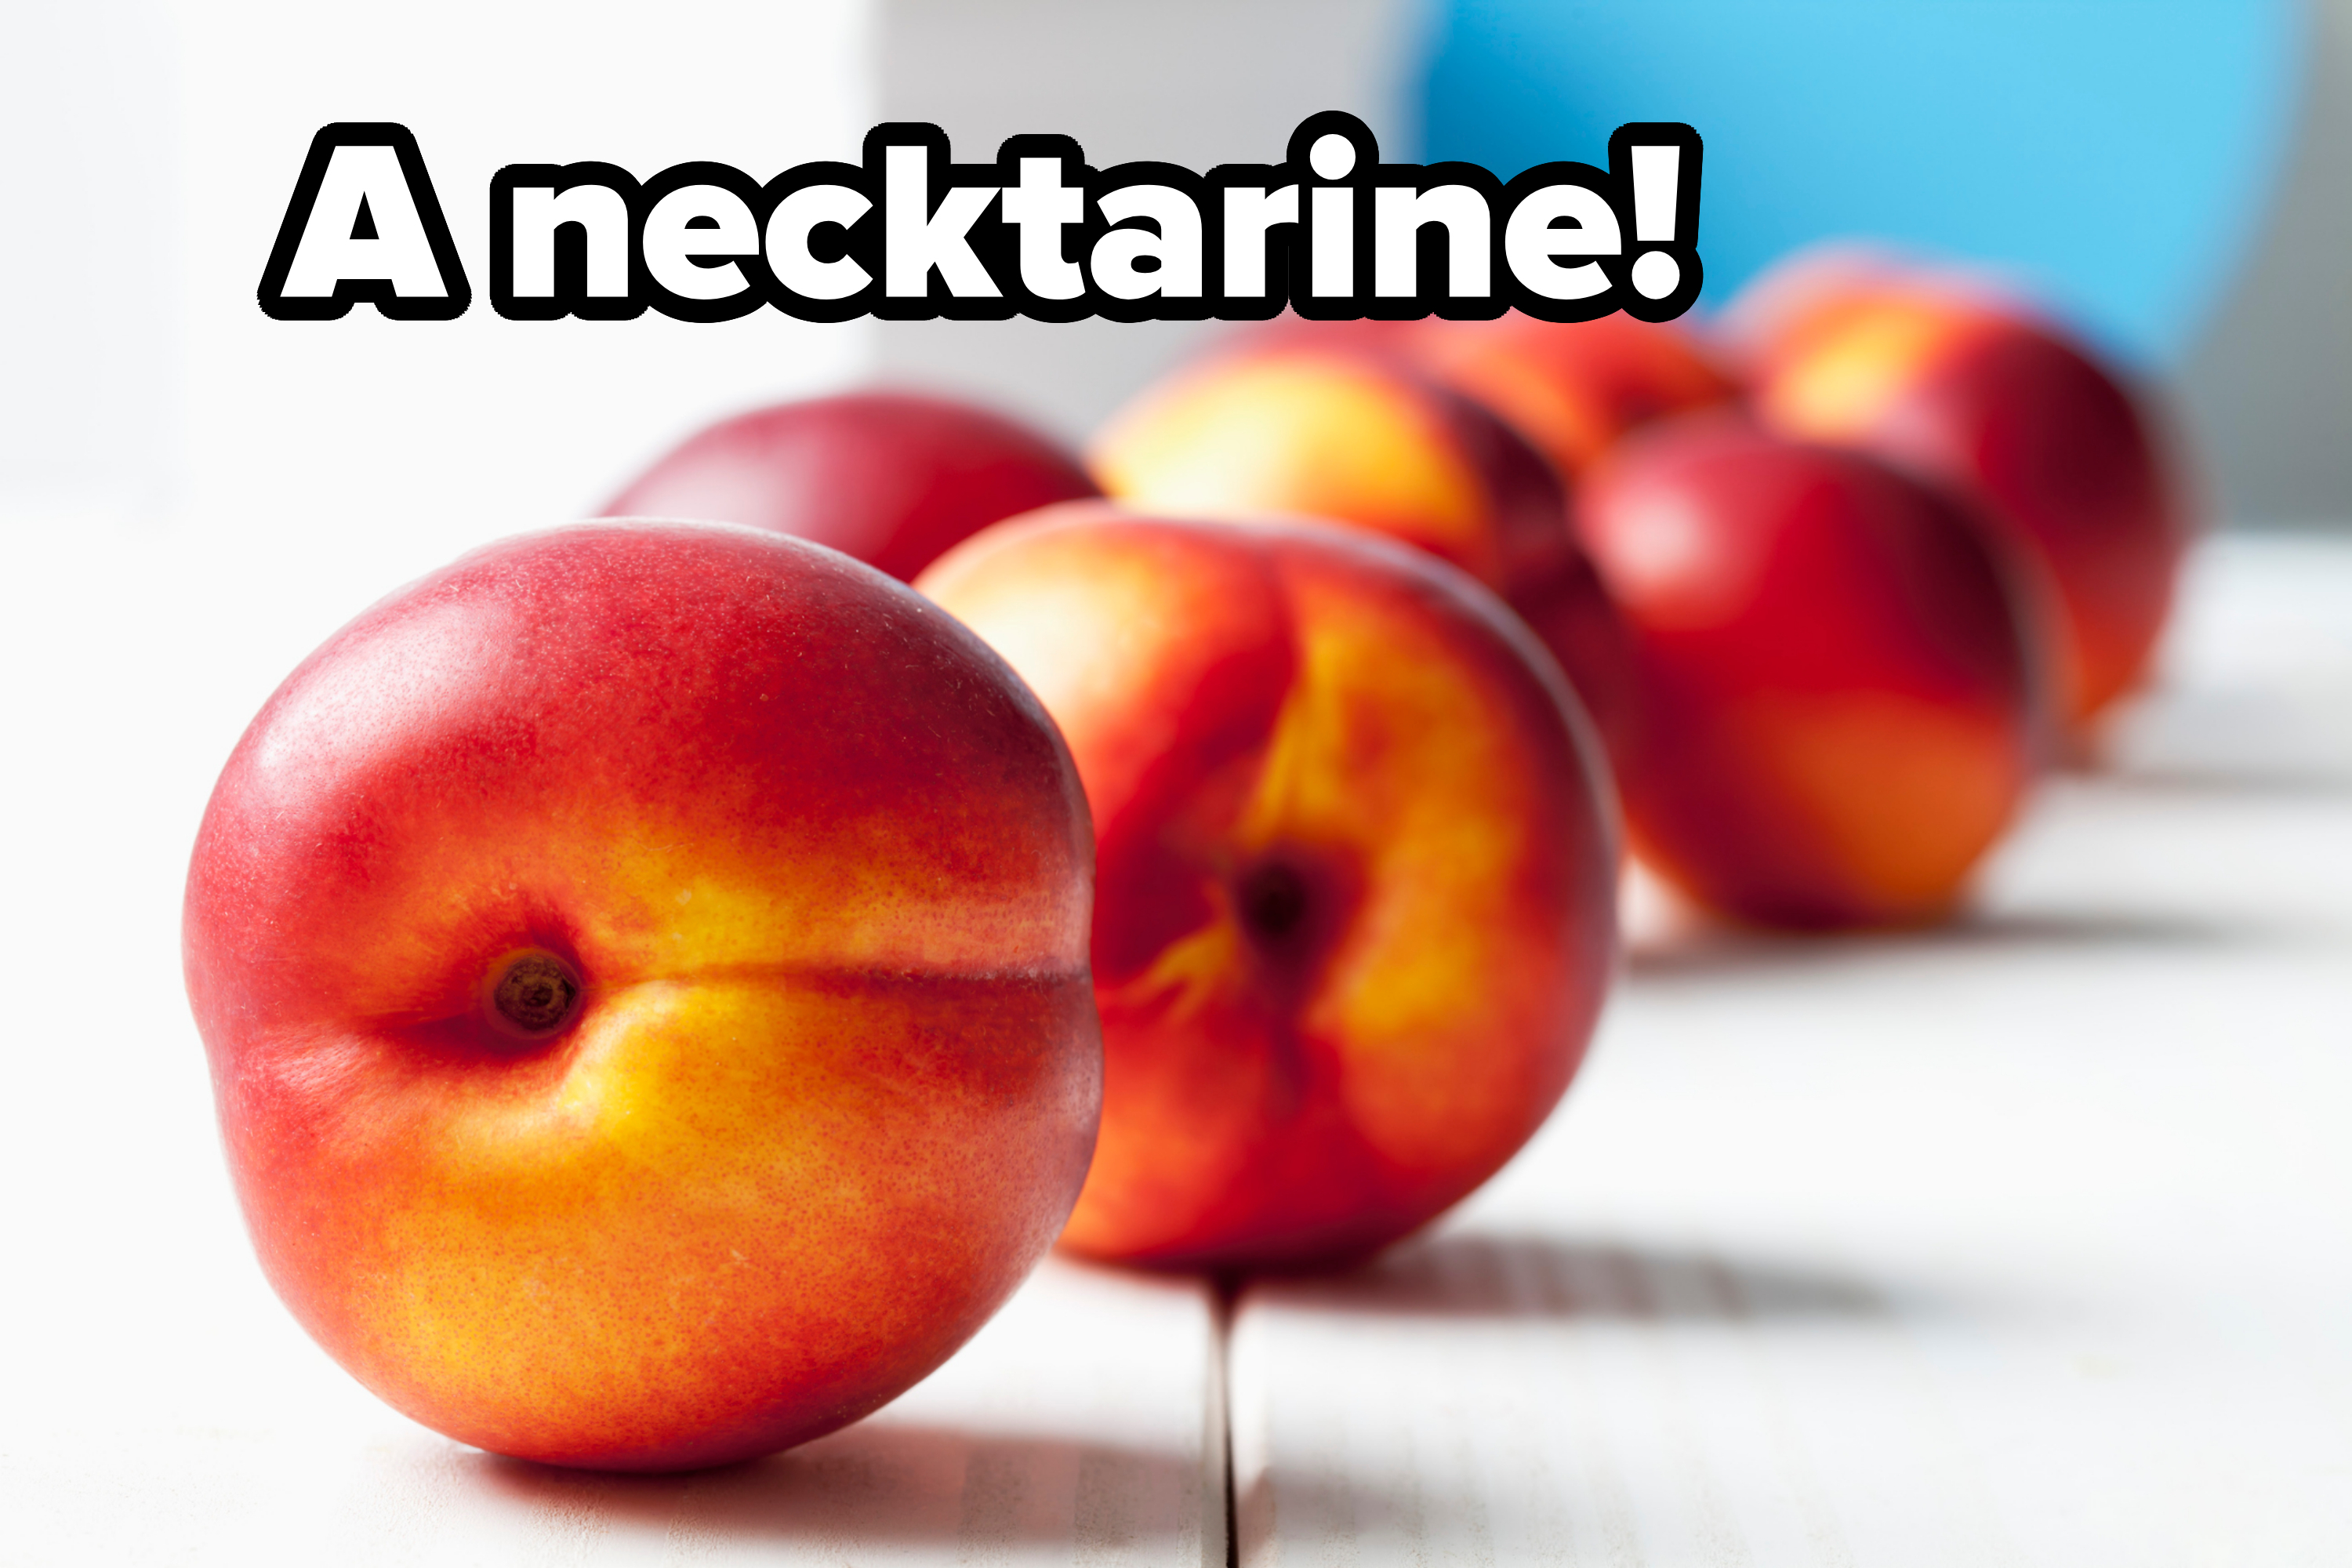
left=2, top=1260, right=1224, bottom=1566
left=1231, top=535, right=2352, bottom=1567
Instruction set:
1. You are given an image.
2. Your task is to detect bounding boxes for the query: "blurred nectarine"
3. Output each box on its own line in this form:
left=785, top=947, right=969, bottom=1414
left=601, top=390, right=1098, bottom=581
left=1736, top=256, right=2188, bottom=731
left=1577, top=417, right=2042, bottom=927
left=1090, top=344, right=1643, bottom=764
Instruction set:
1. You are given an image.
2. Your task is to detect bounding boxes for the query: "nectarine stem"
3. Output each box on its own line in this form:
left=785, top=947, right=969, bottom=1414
left=493, top=953, right=579, bottom=1036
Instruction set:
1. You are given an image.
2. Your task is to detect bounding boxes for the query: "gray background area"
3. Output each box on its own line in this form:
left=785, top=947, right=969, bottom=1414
left=2177, top=0, right=2352, bottom=526
left=872, top=0, right=1419, bottom=445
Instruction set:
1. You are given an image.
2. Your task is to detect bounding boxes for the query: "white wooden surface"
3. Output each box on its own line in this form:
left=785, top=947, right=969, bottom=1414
left=0, top=1258, right=1221, bottom=1566
left=6, top=528, right=2350, bottom=1563
left=1231, top=533, right=2352, bottom=1566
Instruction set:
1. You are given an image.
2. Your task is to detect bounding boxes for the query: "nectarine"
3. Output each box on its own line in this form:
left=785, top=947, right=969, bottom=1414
left=1407, top=310, right=1740, bottom=485
left=1736, top=256, right=2189, bottom=731
left=601, top=390, right=1098, bottom=581
left=1577, top=417, right=2041, bottom=928
left=1088, top=344, right=1643, bottom=765
left=918, top=507, right=1617, bottom=1269
left=183, top=521, right=1100, bottom=1470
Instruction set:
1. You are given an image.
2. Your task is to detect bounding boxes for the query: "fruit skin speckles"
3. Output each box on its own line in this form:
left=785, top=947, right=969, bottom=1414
left=183, top=520, right=1101, bottom=1472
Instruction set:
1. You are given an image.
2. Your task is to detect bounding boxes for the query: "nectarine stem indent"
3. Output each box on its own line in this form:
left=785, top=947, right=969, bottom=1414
left=1237, top=860, right=1312, bottom=946
left=492, top=953, right=579, bottom=1036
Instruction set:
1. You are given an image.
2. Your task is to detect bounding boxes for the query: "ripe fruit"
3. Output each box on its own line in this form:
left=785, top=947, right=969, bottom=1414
left=1735, top=255, right=2189, bottom=730
left=183, top=521, right=1100, bottom=1472
left=1091, top=345, right=1570, bottom=594
left=1223, top=310, right=1738, bottom=489
left=1710, top=243, right=1915, bottom=370
left=1088, top=343, right=1642, bottom=763
left=917, top=506, right=1617, bottom=1270
left=600, top=390, right=1098, bottom=581
left=1406, top=310, right=1740, bottom=485
left=1577, top=417, right=2041, bottom=928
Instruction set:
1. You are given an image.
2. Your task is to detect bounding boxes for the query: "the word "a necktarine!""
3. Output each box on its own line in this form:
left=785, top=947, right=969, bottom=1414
left=258, top=112, right=1703, bottom=328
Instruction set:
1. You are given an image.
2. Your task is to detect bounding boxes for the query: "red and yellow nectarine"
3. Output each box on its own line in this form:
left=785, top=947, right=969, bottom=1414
left=1088, top=343, right=1643, bottom=766
left=1091, top=345, right=1568, bottom=594
left=183, top=521, right=1100, bottom=1471
left=918, top=507, right=1617, bottom=1270
left=1577, top=417, right=2041, bottom=928
left=1736, top=257, right=2189, bottom=731
left=1407, top=310, right=1740, bottom=486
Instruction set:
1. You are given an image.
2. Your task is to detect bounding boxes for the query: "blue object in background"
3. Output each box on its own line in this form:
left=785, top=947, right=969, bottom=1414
left=1420, top=0, right=2304, bottom=366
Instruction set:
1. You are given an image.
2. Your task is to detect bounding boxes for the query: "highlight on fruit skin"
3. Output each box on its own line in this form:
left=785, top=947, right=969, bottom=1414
left=183, top=520, right=1102, bottom=1472
left=1216, top=310, right=1740, bottom=491
left=918, top=503, right=1619, bottom=1272
left=1091, top=343, right=1571, bottom=595
left=1574, top=415, right=2045, bottom=931
left=600, top=389, right=1098, bottom=582
left=1404, top=310, right=1742, bottom=486
left=1730, top=246, right=2193, bottom=734
left=1087, top=339, right=1646, bottom=771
